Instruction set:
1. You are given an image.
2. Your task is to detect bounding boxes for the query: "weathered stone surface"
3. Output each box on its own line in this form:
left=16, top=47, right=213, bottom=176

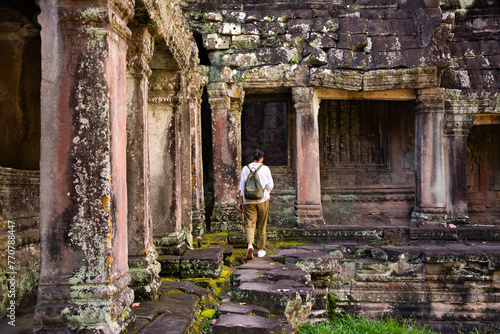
left=140, top=314, right=191, bottom=334
left=302, top=47, right=328, bottom=66
left=218, top=302, right=270, bottom=317
left=213, top=314, right=287, bottom=334
left=134, top=290, right=199, bottom=321
left=180, top=248, right=224, bottom=278
left=232, top=34, right=260, bottom=49
left=204, top=33, right=231, bottom=50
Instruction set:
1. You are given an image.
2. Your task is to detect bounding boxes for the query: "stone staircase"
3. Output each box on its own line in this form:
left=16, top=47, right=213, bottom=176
left=138, top=233, right=318, bottom=334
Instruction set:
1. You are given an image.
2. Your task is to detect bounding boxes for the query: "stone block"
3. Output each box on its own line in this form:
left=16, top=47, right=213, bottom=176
left=203, top=34, right=230, bottom=50
left=134, top=291, right=199, bottom=321
left=313, top=17, right=340, bottom=33
left=310, top=32, right=336, bottom=49
left=158, top=255, right=181, bottom=277
left=218, top=302, right=271, bottom=317
left=328, top=48, right=354, bottom=68
left=276, top=10, right=294, bottom=23
left=293, top=9, right=313, bottom=20
left=221, top=22, right=241, bottom=35
left=274, top=249, right=339, bottom=275
left=180, top=248, right=223, bottom=278
left=302, top=47, right=328, bottom=66
left=234, top=280, right=314, bottom=312
left=255, top=21, right=285, bottom=37
left=232, top=35, right=260, bottom=49
left=339, top=17, right=368, bottom=34
left=241, top=23, right=262, bottom=35
left=288, top=19, right=313, bottom=34
left=213, top=314, right=287, bottom=334
left=140, top=314, right=191, bottom=334
left=284, top=33, right=309, bottom=48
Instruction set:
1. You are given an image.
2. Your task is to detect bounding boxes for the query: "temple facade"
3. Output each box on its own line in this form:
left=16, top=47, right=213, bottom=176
left=0, top=0, right=499, bottom=332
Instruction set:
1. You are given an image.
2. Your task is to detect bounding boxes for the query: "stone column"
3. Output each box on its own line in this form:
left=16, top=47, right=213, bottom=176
left=35, top=1, right=135, bottom=332
left=148, top=70, right=184, bottom=254
left=292, top=87, right=324, bottom=228
left=190, top=71, right=208, bottom=236
left=444, top=113, right=474, bottom=224
left=413, top=88, right=447, bottom=226
left=207, top=82, right=245, bottom=232
left=126, top=27, right=160, bottom=301
left=179, top=73, right=193, bottom=237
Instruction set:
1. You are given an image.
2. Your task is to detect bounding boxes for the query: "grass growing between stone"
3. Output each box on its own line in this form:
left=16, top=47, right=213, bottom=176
left=297, top=314, right=438, bottom=334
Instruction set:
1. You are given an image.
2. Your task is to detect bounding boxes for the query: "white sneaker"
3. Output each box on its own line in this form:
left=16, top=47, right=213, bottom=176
left=246, top=245, right=254, bottom=260
left=257, top=250, right=266, bottom=257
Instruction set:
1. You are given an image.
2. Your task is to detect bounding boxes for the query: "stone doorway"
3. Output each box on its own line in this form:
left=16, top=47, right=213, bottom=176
left=319, top=99, right=416, bottom=227
left=241, top=95, right=296, bottom=227
left=467, top=122, right=500, bottom=225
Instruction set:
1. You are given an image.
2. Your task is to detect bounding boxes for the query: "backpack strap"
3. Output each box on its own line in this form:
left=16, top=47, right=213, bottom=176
left=247, top=164, right=263, bottom=173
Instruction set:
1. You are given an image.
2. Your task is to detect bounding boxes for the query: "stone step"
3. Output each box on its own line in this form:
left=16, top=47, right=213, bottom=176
left=136, top=290, right=199, bottom=333
left=158, top=247, right=225, bottom=279
left=217, top=301, right=270, bottom=318
left=228, top=257, right=315, bottom=330
left=213, top=314, right=292, bottom=334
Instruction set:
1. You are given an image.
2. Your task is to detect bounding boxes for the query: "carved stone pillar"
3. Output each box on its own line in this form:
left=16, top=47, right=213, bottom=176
left=190, top=71, right=208, bottom=236
left=413, top=88, right=447, bottom=226
left=292, top=87, right=324, bottom=228
left=207, top=82, right=245, bottom=232
left=148, top=70, right=184, bottom=254
left=444, top=113, right=474, bottom=224
left=35, top=1, right=135, bottom=332
left=126, top=27, right=160, bottom=301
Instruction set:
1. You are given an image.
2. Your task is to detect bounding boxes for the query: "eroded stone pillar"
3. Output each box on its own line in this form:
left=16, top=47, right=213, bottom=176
left=444, top=113, right=474, bottom=224
left=179, top=73, right=193, bottom=237
left=207, top=82, right=245, bottom=232
left=292, top=87, right=324, bottom=228
left=126, top=27, right=160, bottom=301
left=35, top=1, right=134, bottom=331
left=413, top=88, right=447, bottom=226
left=148, top=70, right=184, bottom=254
left=190, top=71, right=208, bottom=236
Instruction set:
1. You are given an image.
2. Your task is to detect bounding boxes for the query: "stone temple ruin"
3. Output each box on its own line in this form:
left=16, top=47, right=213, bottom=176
left=0, top=0, right=499, bottom=333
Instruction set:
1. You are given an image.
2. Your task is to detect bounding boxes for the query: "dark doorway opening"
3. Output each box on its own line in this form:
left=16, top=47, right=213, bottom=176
left=241, top=95, right=290, bottom=166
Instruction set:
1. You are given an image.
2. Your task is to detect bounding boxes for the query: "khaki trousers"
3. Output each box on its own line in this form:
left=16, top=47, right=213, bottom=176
left=243, top=199, right=269, bottom=250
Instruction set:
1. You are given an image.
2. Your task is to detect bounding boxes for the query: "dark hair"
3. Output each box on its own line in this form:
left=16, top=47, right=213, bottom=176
left=253, top=149, right=265, bottom=161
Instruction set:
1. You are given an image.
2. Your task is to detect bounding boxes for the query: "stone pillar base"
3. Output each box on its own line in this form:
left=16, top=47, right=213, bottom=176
left=34, top=277, right=135, bottom=333
left=410, top=209, right=447, bottom=227
left=294, top=202, right=325, bottom=229
left=446, top=216, right=469, bottom=225
left=192, top=208, right=206, bottom=237
left=154, top=230, right=186, bottom=255
left=210, top=204, right=244, bottom=233
left=128, top=246, right=161, bottom=301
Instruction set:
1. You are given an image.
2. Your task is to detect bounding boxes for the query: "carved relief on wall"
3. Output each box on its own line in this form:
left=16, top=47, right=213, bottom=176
left=467, top=124, right=500, bottom=224
left=320, top=100, right=387, bottom=168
